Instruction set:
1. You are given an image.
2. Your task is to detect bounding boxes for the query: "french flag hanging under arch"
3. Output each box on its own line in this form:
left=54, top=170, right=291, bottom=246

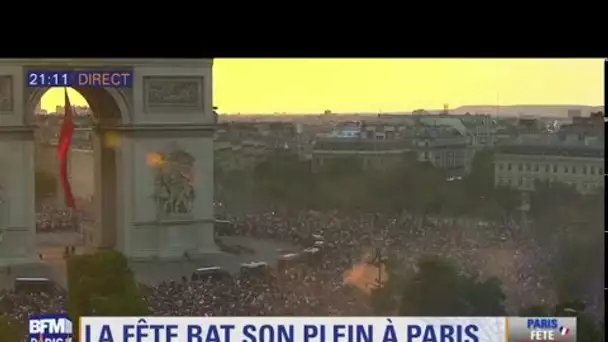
left=57, top=88, right=76, bottom=208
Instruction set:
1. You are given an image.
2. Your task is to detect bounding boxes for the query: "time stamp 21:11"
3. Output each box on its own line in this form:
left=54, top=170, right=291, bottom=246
left=27, top=71, right=134, bottom=88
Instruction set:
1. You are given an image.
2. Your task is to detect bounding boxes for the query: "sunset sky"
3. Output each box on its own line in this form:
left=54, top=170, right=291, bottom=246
left=40, top=59, right=604, bottom=114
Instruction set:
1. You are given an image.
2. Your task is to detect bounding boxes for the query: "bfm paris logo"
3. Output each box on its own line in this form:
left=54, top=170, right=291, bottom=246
left=29, top=313, right=73, bottom=342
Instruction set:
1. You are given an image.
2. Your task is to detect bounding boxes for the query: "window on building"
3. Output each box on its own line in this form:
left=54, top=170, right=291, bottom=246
left=519, top=177, right=523, bottom=186
left=572, top=166, right=576, bottom=174
left=582, top=166, right=587, bottom=174
left=526, top=163, right=531, bottom=171
left=498, top=163, right=504, bottom=171
left=545, top=164, right=550, bottom=172
left=590, top=166, right=595, bottom=174
left=518, top=164, right=523, bottom=171
left=507, top=163, right=512, bottom=171
left=564, top=166, right=568, bottom=173
left=534, top=164, right=539, bottom=172
left=553, top=164, right=558, bottom=172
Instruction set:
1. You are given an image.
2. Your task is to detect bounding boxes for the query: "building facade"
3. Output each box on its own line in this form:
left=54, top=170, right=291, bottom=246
left=414, top=125, right=471, bottom=176
left=494, top=144, right=604, bottom=194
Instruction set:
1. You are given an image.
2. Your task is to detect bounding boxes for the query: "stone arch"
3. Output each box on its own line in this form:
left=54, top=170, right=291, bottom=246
left=26, top=86, right=131, bottom=125
left=1, top=59, right=218, bottom=271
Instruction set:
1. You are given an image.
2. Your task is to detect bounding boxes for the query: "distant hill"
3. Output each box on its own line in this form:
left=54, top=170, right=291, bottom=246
left=220, top=105, right=604, bottom=119
left=451, top=105, right=604, bottom=117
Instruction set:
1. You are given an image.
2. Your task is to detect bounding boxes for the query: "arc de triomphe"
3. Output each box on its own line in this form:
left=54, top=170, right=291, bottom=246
left=0, top=59, right=218, bottom=266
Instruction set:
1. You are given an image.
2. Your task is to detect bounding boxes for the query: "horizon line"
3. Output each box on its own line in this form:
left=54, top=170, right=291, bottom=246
left=37, top=103, right=604, bottom=115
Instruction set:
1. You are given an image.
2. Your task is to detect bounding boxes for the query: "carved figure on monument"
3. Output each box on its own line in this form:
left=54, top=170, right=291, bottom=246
left=0, top=76, right=13, bottom=112
left=151, top=147, right=196, bottom=217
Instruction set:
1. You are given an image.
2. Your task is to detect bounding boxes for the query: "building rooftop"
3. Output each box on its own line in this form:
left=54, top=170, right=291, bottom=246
left=496, top=144, right=604, bottom=158
left=415, top=125, right=463, bottom=138
left=313, top=139, right=412, bottom=151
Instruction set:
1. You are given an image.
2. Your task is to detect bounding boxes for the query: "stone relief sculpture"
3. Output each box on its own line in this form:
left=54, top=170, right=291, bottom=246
left=144, top=76, right=203, bottom=112
left=0, top=76, right=13, bottom=112
left=151, top=146, right=196, bottom=218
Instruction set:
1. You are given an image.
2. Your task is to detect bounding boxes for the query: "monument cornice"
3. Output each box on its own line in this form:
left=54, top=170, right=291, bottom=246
left=0, top=125, right=35, bottom=139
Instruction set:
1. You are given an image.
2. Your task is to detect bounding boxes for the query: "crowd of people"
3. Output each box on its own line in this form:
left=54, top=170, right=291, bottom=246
left=1, top=208, right=602, bottom=328
left=146, top=269, right=369, bottom=316
left=35, top=199, right=93, bottom=232
left=223, top=210, right=555, bottom=312
left=0, top=289, right=67, bottom=328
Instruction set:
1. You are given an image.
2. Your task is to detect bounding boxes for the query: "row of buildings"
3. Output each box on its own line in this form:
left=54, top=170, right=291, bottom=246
left=213, top=113, right=497, bottom=176
left=214, top=111, right=604, bottom=194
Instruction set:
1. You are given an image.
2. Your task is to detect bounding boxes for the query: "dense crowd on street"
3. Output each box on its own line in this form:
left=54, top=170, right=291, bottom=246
left=35, top=199, right=94, bottom=232
left=224, top=210, right=555, bottom=312
left=2, top=208, right=603, bottom=329
left=146, top=269, right=370, bottom=316
left=0, top=289, right=67, bottom=328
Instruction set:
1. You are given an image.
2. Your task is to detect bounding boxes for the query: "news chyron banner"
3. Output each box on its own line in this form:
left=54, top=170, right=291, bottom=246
left=64, top=316, right=578, bottom=342
left=508, top=317, right=577, bottom=342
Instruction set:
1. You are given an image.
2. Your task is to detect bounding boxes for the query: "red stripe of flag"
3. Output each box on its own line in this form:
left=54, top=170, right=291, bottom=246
left=58, top=88, right=76, bottom=208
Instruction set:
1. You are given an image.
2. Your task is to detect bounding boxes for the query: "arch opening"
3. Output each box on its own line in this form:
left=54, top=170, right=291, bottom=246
left=28, top=86, right=130, bottom=125
left=33, top=87, right=124, bottom=257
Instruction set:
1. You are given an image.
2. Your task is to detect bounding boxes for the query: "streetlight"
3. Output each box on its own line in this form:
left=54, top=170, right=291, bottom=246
left=371, top=247, right=388, bottom=289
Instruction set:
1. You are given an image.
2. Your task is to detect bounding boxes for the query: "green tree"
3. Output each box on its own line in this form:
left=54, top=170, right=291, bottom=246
left=0, top=316, right=21, bottom=342
left=384, top=159, right=446, bottom=214
left=253, top=152, right=315, bottom=207
left=463, top=150, right=495, bottom=197
left=398, top=256, right=506, bottom=316
left=530, top=182, right=604, bottom=300
left=68, top=250, right=149, bottom=322
left=530, top=181, right=581, bottom=240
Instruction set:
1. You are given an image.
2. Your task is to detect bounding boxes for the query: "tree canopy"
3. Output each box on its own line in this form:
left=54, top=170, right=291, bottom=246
left=220, top=149, right=519, bottom=218
left=529, top=181, right=604, bottom=301
left=373, top=254, right=603, bottom=342
left=399, top=256, right=506, bottom=316
left=68, top=250, right=149, bottom=322
left=370, top=255, right=507, bottom=317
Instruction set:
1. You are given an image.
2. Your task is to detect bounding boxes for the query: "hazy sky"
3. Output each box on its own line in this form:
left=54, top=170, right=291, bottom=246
left=40, top=58, right=604, bottom=113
